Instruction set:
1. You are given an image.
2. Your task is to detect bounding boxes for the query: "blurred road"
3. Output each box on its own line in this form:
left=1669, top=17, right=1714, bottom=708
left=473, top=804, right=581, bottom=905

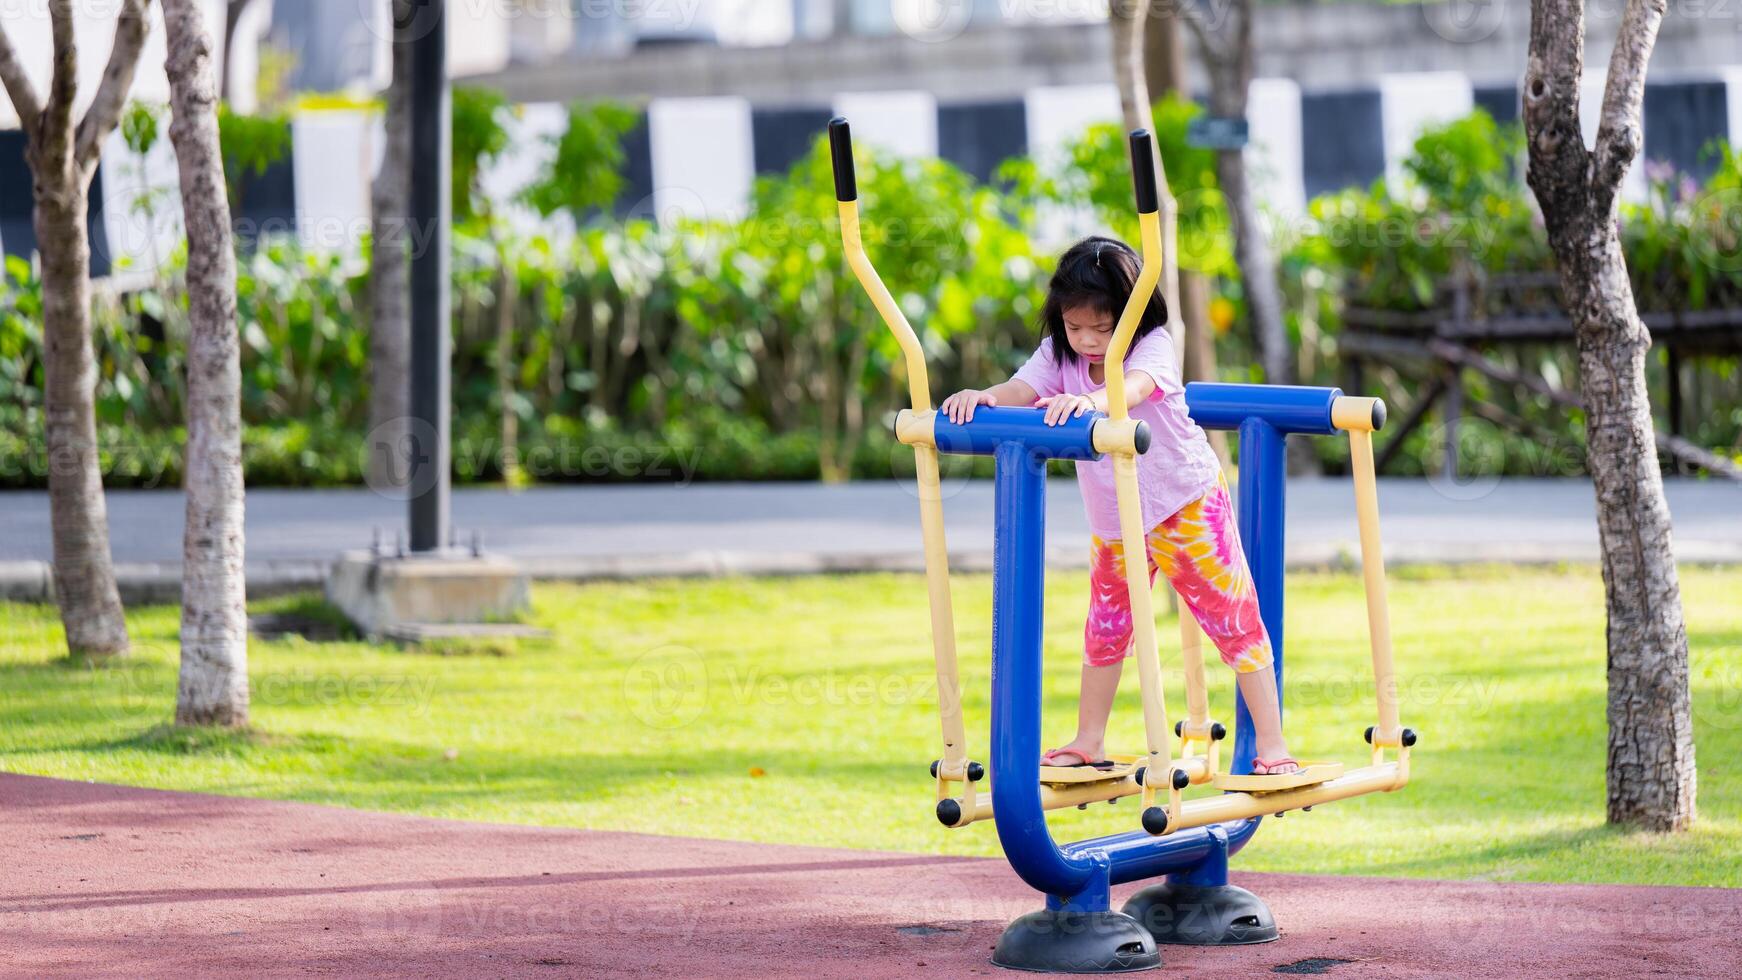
left=2, top=478, right=1739, bottom=597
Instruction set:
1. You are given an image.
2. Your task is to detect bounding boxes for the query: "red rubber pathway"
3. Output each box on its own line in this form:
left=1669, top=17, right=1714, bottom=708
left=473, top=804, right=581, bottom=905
left=2, top=772, right=1738, bottom=978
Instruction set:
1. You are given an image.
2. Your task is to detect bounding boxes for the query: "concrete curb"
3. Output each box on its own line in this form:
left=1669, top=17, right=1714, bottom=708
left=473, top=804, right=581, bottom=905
left=7, top=543, right=1742, bottom=605
left=0, top=560, right=330, bottom=605
left=0, top=561, right=54, bottom=602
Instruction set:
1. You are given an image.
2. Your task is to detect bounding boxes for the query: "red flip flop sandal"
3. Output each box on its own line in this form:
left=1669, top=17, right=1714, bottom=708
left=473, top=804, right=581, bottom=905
left=1042, top=748, right=1116, bottom=769
left=1251, top=756, right=1301, bottom=776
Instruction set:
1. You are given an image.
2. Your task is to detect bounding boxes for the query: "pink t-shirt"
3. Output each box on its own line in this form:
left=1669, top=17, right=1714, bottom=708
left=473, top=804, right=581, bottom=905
left=1013, top=331, right=1221, bottom=539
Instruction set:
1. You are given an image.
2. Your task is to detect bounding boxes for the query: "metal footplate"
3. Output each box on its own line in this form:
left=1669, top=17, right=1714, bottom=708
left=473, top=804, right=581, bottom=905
left=1211, top=762, right=1344, bottom=793
left=1038, top=753, right=1145, bottom=786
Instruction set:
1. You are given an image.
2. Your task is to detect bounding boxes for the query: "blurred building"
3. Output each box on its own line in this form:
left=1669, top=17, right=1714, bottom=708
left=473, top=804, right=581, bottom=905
left=0, top=0, right=231, bottom=277
left=466, top=0, right=1742, bottom=228
left=5, top=1, right=1741, bottom=274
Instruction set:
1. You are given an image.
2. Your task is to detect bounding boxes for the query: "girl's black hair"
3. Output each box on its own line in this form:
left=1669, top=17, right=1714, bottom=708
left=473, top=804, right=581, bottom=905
left=1041, top=235, right=1168, bottom=366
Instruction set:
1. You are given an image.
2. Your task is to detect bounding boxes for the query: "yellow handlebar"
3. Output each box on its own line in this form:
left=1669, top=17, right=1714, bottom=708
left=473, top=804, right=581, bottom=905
left=1106, top=129, right=1165, bottom=424
left=829, top=117, right=969, bottom=817
left=1106, top=130, right=1174, bottom=801
left=837, top=201, right=932, bottom=412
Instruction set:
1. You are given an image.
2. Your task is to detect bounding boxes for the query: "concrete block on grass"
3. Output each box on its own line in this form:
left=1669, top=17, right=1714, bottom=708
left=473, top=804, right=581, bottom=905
left=325, top=550, right=531, bottom=637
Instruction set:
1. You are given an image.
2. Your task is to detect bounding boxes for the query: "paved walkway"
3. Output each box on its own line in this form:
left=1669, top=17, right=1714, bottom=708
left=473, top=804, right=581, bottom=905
left=2, top=478, right=1739, bottom=600
left=3, top=773, right=1737, bottom=978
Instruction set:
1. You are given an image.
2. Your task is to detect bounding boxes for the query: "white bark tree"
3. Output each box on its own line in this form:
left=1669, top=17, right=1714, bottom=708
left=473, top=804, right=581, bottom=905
left=0, top=1, right=153, bottom=658
left=1522, top=0, right=1694, bottom=830
left=163, top=0, right=248, bottom=726
left=368, top=0, right=413, bottom=489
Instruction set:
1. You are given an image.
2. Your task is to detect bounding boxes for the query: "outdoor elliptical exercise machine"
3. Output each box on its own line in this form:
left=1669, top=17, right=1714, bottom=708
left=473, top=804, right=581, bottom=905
left=829, top=118, right=1418, bottom=973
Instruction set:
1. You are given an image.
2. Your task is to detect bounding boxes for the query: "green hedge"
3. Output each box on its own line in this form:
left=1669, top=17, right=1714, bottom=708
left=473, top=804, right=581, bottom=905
left=2, top=103, right=1738, bottom=488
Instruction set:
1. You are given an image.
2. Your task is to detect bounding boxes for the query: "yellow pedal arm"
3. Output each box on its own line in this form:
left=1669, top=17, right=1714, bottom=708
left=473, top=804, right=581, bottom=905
left=1338, top=400, right=1414, bottom=788
left=1177, top=606, right=1213, bottom=735
left=1334, top=397, right=1414, bottom=791
left=836, top=193, right=970, bottom=797
left=945, top=755, right=1212, bottom=828
left=1172, top=602, right=1221, bottom=784
left=1148, top=762, right=1407, bottom=836
left=1109, top=200, right=1171, bottom=807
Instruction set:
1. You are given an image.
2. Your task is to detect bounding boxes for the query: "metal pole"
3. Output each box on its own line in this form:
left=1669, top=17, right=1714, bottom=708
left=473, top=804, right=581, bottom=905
left=1231, top=416, right=1286, bottom=778
left=988, top=441, right=1102, bottom=906
left=407, top=0, right=451, bottom=553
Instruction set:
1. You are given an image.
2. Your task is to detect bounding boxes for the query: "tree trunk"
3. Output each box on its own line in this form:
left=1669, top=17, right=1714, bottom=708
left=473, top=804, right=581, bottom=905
left=1145, top=3, right=1230, bottom=469
left=2, top=1, right=154, bottom=659
left=35, top=180, right=130, bottom=657
left=1109, top=0, right=1183, bottom=379
left=1188, top=1, right=1308, bottom=469
left=1576, top=241, right=1696, bottom=830
left=1213, top=146, right=1289, bottom=387
left=164, top=0, right=249, bottom=727
left=1109, top=0, right=1154, bottom=137
left=1181, top=0, right=1290, bottom=389
left=830, top=0, right=854, bottom=36
left=1523, top=0, right=1693, bottom=831
left=368, top=0, right=414, bottom=489
left=1142, top=2, right=1188, bottom=100
left=496, top=260, right=521, bottom=484
left=220, top=0, right=250, bottom=102
left=1201, top=27, right=1289, bottom=389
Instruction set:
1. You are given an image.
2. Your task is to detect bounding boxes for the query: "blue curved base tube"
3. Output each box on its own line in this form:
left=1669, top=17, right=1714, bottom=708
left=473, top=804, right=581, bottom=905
left=967, top=385, right=1339, bottom=912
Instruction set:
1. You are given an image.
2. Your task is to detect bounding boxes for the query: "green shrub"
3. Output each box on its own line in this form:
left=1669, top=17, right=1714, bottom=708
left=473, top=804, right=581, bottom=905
left=3, top=104, right=1738, bottom=488
left=452, top=86, right=512, bottom=224
left=520, top=100, right=640, bottom=221
left=217, top=104, right=292, bottom=213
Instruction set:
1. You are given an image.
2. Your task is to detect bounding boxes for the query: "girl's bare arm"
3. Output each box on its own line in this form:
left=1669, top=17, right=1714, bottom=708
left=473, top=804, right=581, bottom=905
left=1098, top=369, right=1157, bottom=411
left=940, top=378, right=1041, bottom=424
left=1036, top=371, right=1158, bottom=425
left=985, top=378, right=1040, bottom=406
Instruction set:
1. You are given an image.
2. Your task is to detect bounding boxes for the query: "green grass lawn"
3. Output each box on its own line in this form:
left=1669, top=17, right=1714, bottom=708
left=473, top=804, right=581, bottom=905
left=3, top=565, right=1739, bottom=887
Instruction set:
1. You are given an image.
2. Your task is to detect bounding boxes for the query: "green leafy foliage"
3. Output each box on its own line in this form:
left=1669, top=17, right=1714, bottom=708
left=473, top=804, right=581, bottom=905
left=121, top=101, right=161, bottom=155
left=1004, top=96, right=1232, bottom=276
left=452, top=86, right=513, bottom=224
left=4, top=101, right=1739, bottom=487
left=1627, top=145, right=1742, bottom=314
left=1291, top=110, right=1547, bottom=311
left=1283, top=111, right=1742, bottom=473
left=519, top=100, right=639, bottom=221
left=217, top=104, right=292, bottom=211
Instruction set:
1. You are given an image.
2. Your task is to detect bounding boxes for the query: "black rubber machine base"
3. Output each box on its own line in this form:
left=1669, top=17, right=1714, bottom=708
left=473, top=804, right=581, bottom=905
left=991, top=909, right=1161, bottom=973
left=1121, top=882, right=1279, bottom=946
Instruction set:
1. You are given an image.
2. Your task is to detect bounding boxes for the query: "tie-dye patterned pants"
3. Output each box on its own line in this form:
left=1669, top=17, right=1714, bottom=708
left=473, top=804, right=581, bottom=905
left=1084, top=476, right=1273, bottom=672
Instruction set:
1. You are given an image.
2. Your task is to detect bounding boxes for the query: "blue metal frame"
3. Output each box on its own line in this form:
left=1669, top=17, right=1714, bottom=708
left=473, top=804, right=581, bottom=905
left=933, top=405, right=1104, bottom=461
left=939, top=384, right=1343, bottom=913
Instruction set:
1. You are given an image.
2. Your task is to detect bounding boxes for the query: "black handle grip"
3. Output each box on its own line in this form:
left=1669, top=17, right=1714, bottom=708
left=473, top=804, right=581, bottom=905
left=1128, top=129, right=1158, bottom=215
left=829, top=116, right=857, bottom=202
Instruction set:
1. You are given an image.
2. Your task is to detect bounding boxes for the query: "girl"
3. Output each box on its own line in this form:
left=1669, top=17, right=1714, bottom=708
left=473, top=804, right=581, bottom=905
left=940, top=236, right=1299, bottom=776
